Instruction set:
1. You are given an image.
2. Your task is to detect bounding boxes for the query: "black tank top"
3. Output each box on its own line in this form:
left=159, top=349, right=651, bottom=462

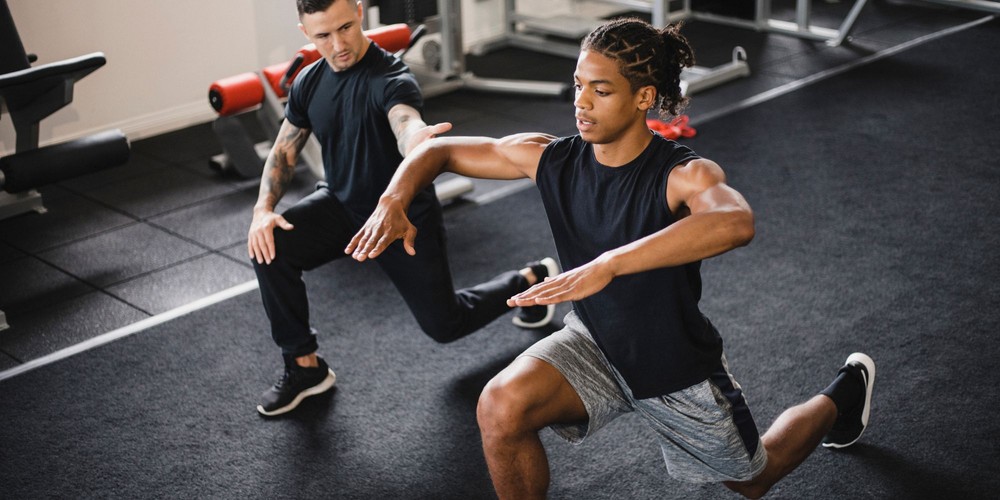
left=536, top=134, right=723, bottom=398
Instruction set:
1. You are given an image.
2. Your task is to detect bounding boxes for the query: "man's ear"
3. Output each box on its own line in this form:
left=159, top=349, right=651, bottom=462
left=298, top=23, right=308, bottom=39
left=636, top=85, right=656, bottom=111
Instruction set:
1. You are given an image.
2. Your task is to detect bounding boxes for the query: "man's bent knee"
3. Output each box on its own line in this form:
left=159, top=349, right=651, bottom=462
left=724, top=479, right=771, bottom=500
left=723, top=453, right=775, bottom=500
left=477, top=357, right=587, bottom=438
left=477, top=375, right=537, bottom=439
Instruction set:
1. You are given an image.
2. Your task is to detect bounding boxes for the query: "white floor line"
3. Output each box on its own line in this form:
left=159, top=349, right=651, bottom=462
left=0, top=280, right=260, bottom=383
left=2, top=15, right=993, bottom=383
left=690, top=15, right=995, bottom=127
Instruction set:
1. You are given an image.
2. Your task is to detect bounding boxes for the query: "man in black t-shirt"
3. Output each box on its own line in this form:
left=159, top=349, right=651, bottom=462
left=349, top=18, right=877, bottom=499
left=247, top=0, right=558, bottom=417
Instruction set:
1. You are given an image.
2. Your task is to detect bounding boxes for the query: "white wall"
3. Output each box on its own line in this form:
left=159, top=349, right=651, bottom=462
left=3, top=0, right=567, bottom=155
left=1, top=0, right=314, bottom=155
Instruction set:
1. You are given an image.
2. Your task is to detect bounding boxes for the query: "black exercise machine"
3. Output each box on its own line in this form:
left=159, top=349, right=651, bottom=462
left=0, top=0, right=131, bottom=330
left=0, top=0, right=131, bottom=213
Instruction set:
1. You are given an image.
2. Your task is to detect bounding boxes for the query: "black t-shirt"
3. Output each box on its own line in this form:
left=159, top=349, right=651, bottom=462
left=535, top=134, right=724, bottom=399
left=285, top=43, right=433, bottom=223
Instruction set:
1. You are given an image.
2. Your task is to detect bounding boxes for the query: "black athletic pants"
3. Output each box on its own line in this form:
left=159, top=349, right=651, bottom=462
left=252, top=185, right=528, bottom=360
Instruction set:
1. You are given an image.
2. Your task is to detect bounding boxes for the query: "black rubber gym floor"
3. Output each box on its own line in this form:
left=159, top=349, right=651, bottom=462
left=1, top=3, right=997, bottom=498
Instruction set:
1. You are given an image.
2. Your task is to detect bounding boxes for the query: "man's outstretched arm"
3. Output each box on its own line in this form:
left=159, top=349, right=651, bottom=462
left=508, top=158, right=754, bottom=307
left=345, top=133, right=555, bottom=260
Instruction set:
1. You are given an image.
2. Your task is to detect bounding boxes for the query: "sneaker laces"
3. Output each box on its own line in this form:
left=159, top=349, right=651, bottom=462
left=273, top=367, right=296, bottom=390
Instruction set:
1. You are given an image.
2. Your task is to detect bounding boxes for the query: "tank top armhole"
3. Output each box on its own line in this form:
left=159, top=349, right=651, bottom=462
left=661, top=151, right=701, bottom=215
left=536, top=136, right=566, bottom=191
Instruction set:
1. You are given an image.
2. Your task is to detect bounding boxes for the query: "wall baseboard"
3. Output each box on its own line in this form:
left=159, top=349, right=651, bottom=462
left=1, top=101, right=218, bottom=156
left=112, top=100, right=219, bottom=143
left=85, top=100, right=219, bottom=148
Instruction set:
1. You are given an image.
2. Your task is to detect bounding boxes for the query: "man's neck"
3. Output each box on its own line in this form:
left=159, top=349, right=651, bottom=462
left=592, top=124, right=654, bottom=167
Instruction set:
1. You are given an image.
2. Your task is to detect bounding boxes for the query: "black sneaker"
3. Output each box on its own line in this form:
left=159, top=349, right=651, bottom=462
left=822, top=352, right=875, bottom=449
left=512, top=257, right=560, bottom=329
left=257, top=357, right=337, bottom=416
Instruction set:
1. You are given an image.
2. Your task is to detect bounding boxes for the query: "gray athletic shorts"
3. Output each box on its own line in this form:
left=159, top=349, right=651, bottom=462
left=519, top=311, right=768, bottom=483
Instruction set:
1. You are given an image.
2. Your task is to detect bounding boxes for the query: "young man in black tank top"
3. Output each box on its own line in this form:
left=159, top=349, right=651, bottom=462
left=348, top=18, right=876, bottom=500
left=247, top=0, right=559, bottom=417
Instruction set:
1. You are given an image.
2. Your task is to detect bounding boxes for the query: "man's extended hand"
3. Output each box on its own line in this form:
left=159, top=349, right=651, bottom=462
left=345, top=197, right=417, bottom=261
left=248, top=209, right=294, bottom=265
left=404, top=122, right=452, bottom=156
left=507, top=257, right=616, bottom=307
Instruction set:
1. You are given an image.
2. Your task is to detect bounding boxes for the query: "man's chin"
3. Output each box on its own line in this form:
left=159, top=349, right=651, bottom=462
left=327, top=55, right=355, bottom=71
left=579, top=131, right=608, bottom=144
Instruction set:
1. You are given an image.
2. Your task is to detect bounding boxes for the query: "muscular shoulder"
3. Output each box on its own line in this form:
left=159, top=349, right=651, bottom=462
left=666, top=158, right=727, bottom=212
left=671, top=158, right=726, bottom=185
left=499, top=133, right=558, bottom=165
left=498, top=133, right=558, bottom=148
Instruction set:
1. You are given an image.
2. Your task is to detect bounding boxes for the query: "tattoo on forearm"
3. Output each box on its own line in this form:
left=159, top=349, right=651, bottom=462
left=259, top=126, right=309, bottom=209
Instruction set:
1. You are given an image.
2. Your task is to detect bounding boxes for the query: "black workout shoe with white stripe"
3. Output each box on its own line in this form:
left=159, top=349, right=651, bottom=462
left=257, top=357, right=336, bottom=417
left=822, top=352, right=876, bottom=449
left=512, top=257, right=560, bottom=329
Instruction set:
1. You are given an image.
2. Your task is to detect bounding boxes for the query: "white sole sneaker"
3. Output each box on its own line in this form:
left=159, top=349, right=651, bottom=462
left=257, top=369, right=336, bottom=417
left=822, top=352, right=875, bottom=449
left=512, top=257, right=560, bottom=329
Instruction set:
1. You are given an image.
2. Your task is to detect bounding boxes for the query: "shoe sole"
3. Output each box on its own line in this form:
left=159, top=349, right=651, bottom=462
left=257, top=369, right=337, bottom=417
left=822, top=352, right=875, bottom=449
left=511, top=257, right=560, bottom=329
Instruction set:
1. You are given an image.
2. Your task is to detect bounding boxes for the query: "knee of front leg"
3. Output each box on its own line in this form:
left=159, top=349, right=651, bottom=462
left=477, top=377, right=532, bottom=437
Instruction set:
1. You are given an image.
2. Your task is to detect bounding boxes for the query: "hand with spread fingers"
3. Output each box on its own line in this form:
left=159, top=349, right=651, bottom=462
left=345, top=196, right=417, bottom=261
left=248, top=209, right=295, bottom=265
left=507, top=256, right=615, bottom=308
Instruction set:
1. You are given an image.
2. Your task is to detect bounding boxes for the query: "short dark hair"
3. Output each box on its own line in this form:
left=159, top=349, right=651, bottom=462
left=297, top=0, right=341, bottom=17
left=581, top=18, right=695, bottom=117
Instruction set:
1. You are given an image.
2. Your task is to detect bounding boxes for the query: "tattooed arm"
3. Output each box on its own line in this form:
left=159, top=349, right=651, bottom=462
left=248, top=119, right=311, bottom=265
left=387, top=104, right=452, bottom=157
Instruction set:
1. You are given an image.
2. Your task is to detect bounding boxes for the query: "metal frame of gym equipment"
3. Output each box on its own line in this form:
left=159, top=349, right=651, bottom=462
left=479, top=1, right=869, bottom=50
left=378, top=0, right=572, bottom=99
left=674, top=0, right=870, bottom=48
left=208, top=63, right=325, bottom=180
left=917, top=0, right=1000, bottom=13
left=469, top=0, right=752, bottom=96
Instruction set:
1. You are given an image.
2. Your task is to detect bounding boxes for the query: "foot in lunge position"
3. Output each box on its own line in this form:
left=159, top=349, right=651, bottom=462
left=258, top=356, right=337, bottom=416
left=823, top=352, right=875, bottom=449
left=512, top=257, right=560, bottom=329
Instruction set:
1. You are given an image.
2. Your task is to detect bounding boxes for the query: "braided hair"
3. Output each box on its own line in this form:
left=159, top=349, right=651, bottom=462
left=581, top=18, right=695, bottom=118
